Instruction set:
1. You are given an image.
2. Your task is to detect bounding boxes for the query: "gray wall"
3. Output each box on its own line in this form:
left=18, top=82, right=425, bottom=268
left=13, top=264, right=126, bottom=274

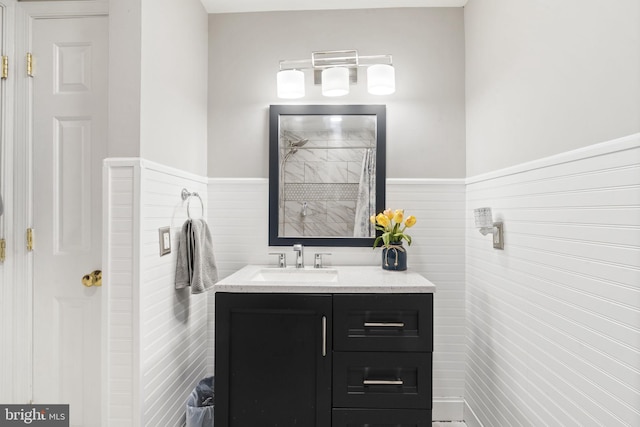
left=140, top=0, right=209, bottom=176
left=109, top=0, right=142, bottom=159
left=208, top=8, right=466, bottom=178
left=108, top=0, right=209, bottom=176
left=465, top=0, right=640, bottom=176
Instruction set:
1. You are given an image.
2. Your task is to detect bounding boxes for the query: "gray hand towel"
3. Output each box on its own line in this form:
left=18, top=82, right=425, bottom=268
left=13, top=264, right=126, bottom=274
left=175, top=220, right=193, bottom=290
left=189, top=218, right=218, bottom=293
left=175, top=219, right=218, bottom=294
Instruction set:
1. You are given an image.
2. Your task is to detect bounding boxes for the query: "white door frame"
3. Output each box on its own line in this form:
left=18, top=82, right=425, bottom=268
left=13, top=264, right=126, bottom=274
left=0, top=0, right=17, bottom=404
left=12, top=0, right=108, bottom=406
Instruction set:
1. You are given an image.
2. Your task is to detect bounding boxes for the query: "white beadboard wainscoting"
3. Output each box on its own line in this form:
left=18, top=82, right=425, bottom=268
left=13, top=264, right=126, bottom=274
left=101, top=138, right=639, bottom=427
left=208, top=178, right=467, bottom=420
left=103, top=159, right=210, bottom=427
left=464, top=134, right=640, bottom=427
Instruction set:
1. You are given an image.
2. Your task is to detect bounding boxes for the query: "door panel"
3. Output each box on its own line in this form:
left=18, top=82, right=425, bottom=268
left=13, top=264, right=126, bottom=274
left=215, top=293, right=333, bottom=427
left=54, top=117, right=93, bottom=252
left=31, top=15, right=107, bottom=427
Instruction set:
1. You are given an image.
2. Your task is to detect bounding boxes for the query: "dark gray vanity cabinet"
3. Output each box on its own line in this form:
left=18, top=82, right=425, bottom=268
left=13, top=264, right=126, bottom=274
left=215, top=292, right=433, bottom=427
left=215, top=293, right=332, bottom=427
left=332, top=294, right=433, bottom=426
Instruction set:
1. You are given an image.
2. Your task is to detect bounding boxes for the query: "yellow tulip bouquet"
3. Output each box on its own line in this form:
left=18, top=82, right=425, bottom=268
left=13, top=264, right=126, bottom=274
left=371, top=209, right=417, bottom=249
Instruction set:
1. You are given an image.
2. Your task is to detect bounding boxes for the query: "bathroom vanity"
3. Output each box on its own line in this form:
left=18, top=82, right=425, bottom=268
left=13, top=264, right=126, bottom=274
left=214, top=265, right=435, bottom=427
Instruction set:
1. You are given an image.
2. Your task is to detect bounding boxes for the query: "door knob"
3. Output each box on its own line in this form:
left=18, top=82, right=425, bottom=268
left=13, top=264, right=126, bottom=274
left=82, top=270, right=102, bottom=287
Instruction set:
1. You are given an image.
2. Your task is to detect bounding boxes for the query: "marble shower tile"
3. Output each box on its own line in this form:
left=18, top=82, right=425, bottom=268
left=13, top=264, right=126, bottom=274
left=305, top=162, right=348, bottom=183
left=283, top=162, right=305, bottom=184
left=287, top=148, right=327, bottom=163
left=328, top=148, right=365, bottom=162
left=283, top=221, right=304, bottom=237
left=347, top=130, right=376, bottom=141
left=283, top=201, right=303, bottom=227
left=326, top=200, right=356, bottom=225
left=304, top=222, right=348, bottom=237
left=347, top=161, right=364, bottom=183
left=284, top=201, right=327, bottom=224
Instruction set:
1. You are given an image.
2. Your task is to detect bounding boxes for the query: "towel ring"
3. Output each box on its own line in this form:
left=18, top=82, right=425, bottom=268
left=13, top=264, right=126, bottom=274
left=181, top=188, right=204, bottom=219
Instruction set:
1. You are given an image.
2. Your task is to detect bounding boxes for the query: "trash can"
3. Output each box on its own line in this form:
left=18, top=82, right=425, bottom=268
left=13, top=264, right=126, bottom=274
left=186, top=377, right=214, bottom=427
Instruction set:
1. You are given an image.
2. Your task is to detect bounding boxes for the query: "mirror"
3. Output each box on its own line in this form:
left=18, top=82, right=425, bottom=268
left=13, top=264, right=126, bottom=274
left=269, top=105, right=386, bottom=247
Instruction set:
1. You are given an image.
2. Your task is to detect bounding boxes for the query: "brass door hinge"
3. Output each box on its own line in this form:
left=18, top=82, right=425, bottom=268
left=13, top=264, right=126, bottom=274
left=26, top=228, right=34, bottom=252
left=0, top=239, right=6, bottom=262
left=26, top=53, right=33, bottom=77
left=1, top=56, right=8, bottom=79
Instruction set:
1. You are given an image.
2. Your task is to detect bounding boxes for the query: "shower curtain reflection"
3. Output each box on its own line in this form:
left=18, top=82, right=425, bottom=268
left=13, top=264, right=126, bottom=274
left=353, top=148, right=376, bottom=237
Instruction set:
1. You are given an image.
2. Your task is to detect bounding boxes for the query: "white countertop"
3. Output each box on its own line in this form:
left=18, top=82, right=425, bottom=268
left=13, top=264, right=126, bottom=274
left=214, top=265, right=436, bottom=294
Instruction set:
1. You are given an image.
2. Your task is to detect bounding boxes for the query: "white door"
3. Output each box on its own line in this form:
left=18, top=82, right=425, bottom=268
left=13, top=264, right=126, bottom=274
left=31, top=15, right=108, bottom=427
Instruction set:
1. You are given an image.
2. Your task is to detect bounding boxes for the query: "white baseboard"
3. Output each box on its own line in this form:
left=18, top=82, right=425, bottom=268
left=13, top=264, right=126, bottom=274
left=463, top=400, right=485, bottom=427
left=433, top=398, right=464, bottom=421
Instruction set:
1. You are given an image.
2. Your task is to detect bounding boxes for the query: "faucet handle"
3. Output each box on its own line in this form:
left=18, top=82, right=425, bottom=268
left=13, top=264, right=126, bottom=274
left=314, top=252, right=332, bottom=269
left=269, top=252, right=287, bottom=268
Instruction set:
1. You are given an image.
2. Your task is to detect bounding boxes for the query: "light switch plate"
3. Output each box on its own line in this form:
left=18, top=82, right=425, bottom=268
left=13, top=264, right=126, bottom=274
left=159, top=227, right=171, bottom=256
left=493, top=222, right=504, bottom=250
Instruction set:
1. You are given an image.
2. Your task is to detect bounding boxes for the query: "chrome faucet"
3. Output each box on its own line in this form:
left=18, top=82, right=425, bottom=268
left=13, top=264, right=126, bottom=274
left=293, top=243, right=304, bottom=268
left=314, top=253, right=331, bottom=268
left=269, top=252, right=287, bottom=268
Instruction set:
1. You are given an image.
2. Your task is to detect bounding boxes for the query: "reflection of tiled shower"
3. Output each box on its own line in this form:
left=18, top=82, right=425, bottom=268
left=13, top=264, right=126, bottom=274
left=280, top=129, right=375, bottom=237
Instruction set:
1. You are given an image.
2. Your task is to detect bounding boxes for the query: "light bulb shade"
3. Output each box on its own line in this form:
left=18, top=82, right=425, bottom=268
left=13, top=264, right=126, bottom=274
left=322, top=67, right=349, bottom=97
left=367, top=64, right=395, bottom=95
left=277, top=69, right=305, bottom=99
left=474, top=207, right=493, bottom=228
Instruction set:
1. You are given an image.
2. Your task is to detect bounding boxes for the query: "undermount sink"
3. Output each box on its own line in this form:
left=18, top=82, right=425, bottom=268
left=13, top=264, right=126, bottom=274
left=250, top=268, right=339, bottom=283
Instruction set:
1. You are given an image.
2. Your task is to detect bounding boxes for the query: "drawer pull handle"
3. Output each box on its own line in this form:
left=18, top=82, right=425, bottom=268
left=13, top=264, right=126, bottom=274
left=322, top=316, right=327, bottom=357
left=363, top=379, right=404, bottom=386
left=364, top=322, right=405, bottom=328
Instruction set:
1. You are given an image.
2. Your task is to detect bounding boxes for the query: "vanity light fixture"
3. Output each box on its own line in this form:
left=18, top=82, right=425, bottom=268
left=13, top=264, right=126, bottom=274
left=367, top=63, right=396, bottom=95
left=473, top=207, right=504, bottom=250
left=322, top=67, right=350, bottom=97
left=277, top=69, right=305, bottom=99
left=276, top=49, right=395, bottom=98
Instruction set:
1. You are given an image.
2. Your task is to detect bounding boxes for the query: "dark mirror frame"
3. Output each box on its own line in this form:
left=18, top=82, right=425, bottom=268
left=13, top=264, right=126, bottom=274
left=269, top=104, right=386, bottom=247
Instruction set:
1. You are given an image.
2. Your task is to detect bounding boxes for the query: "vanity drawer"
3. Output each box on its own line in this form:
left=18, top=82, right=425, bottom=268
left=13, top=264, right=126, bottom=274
left=333, top=352, right=432, bottom=409
left=332, top=408, right=432, bottom=426
left=334, top=294, right=432, bottom=352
